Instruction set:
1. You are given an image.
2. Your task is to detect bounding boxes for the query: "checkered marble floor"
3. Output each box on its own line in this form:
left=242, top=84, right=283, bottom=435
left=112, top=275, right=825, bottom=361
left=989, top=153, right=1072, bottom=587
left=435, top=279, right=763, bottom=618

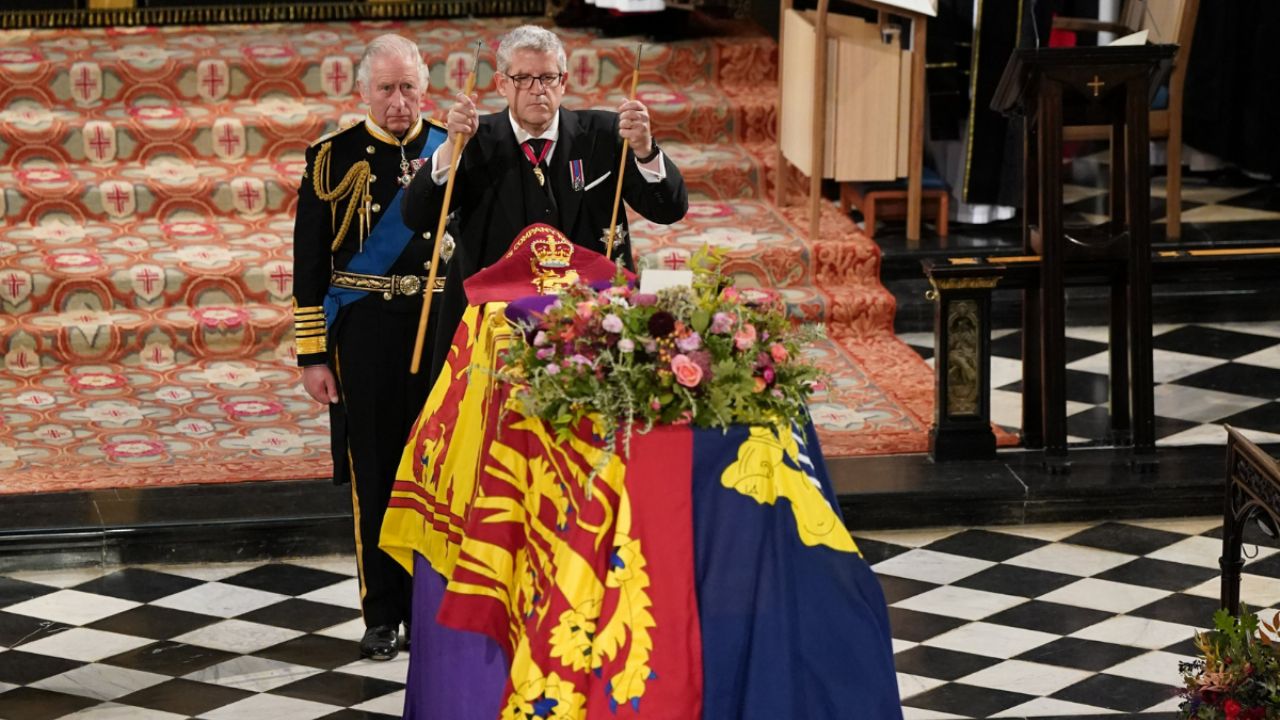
left=2, top=517, right=1277, bottom=718
left=900, top=320, right=1280, bottom=448
left=0, top=557, right=405, bottom=720
left=865, top=516, right=1280, bottom=719
left=1062, top=170, right=1280, bottom=230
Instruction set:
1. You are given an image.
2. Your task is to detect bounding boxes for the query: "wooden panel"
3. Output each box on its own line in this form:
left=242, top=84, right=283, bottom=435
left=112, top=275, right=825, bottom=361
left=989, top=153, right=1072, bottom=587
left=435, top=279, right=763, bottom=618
left=779, top=8, right=821, bottom=177
left=1140, top=0, right=1184, bottom=44
left=828, top=12, right=900, bottom=181
left=896, top=48, right=912, bottom=178
left=779, top=8, right=905, bottom=181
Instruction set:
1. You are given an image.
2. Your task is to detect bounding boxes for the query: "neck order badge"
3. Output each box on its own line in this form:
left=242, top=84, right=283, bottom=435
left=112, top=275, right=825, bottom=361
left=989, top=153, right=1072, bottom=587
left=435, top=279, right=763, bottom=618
left=522, top=138, right=553, bottom=186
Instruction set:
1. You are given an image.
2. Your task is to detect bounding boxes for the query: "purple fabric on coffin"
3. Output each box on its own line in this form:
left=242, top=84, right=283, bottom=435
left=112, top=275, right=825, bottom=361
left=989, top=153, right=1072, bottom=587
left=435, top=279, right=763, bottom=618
left=403, top=553, right=508, bottom=720
left=502, top=280, right=632, bottom=328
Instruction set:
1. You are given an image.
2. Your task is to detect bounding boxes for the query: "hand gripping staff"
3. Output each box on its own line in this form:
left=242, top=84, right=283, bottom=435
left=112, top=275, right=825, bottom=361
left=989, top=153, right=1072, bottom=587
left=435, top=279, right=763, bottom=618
left=411, top=40, right=483, bottom=375
left=605, top=43, right=643, bottom=261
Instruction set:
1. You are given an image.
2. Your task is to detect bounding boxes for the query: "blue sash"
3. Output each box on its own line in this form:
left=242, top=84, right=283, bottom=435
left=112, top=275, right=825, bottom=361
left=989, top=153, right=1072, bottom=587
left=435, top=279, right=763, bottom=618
left=324, top=124, right=447, bottom=326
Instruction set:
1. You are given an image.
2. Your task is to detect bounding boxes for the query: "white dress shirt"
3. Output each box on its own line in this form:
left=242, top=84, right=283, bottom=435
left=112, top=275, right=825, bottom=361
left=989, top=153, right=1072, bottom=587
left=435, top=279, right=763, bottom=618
left=430, top=110, right=666, bottom=184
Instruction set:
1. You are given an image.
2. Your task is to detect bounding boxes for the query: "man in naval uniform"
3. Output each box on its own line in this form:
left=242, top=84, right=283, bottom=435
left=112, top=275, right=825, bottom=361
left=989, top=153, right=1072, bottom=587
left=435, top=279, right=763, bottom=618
left=400, top=24, right=688, bottom=383
left=292, top=33, right=448, bottom=662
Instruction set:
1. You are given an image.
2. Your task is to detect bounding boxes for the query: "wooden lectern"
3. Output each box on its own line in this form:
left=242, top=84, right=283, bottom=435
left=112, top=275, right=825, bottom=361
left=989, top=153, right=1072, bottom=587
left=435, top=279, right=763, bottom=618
left=992, top=44, right=1175, bottom=471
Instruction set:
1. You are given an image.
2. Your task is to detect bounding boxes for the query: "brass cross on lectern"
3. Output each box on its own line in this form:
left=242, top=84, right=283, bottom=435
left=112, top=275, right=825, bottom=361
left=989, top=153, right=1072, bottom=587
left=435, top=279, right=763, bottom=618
left=1087, top=75, right=1105, bottom=97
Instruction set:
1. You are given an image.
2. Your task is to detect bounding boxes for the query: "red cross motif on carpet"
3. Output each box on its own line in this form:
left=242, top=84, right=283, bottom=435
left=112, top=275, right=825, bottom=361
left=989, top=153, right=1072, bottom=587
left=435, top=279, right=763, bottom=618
left=321, top=56, right=353, bottom=97
left=82, top=121, right=117, bottom=163
left=131, top=264, right=165, bottom=302
left=232, top=178, right=265, bottom=216
left=264, top=261, right=293, bottom=299
left=99, top=181, right=135, bottom=218
left=0, top=271, right=32, bottom=305
left=446, top=52, right=472, bottom=93
left=5, top=345, right=39, bottom=376
left=212, top=119, right=245, bottom=161
left=196, top=59, right=229, bottom=102
left=70, top=61, right=102, bottom=105
left=568, top=49, right=598, bottom=90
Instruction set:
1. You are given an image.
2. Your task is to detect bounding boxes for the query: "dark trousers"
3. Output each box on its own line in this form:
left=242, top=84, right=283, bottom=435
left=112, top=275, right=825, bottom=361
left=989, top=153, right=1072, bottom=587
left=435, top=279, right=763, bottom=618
left=331, top=295, right=437, bottom=628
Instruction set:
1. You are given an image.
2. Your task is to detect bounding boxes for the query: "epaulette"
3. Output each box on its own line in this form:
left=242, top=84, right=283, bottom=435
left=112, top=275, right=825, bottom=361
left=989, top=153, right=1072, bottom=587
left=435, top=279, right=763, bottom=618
left=426, top=117, right=447, bottom=131
left=309, top=120, right=362, bottom=149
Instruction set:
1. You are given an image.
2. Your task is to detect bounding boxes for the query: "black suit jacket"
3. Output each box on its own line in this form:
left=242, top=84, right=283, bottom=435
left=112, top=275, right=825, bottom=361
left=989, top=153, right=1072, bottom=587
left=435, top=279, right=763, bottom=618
left=402, top=107, right=688, bottom=381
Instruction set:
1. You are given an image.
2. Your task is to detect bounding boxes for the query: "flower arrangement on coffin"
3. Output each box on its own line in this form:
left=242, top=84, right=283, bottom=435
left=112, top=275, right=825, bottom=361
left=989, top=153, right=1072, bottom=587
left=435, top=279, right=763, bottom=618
left=498, top=246, right=824, bottom=458
left=1177, top=607, right=1280, bottom=719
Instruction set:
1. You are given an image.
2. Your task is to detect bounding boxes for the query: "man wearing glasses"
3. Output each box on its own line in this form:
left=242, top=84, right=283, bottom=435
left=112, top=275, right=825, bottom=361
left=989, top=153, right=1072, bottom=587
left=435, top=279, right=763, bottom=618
left=402, top=24, right=688, bottom=382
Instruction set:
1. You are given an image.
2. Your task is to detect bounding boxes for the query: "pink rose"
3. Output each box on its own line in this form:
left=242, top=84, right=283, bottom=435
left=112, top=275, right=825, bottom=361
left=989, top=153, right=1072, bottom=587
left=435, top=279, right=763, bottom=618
left=671, top=354, right=703, bottom=388
left=576, top=301, right=595, bottom=319
left=734, top=323, right=757, bottom=351
left=762, top=366, right=775, bottom=384
left=769, top=342, right=789, bottom=363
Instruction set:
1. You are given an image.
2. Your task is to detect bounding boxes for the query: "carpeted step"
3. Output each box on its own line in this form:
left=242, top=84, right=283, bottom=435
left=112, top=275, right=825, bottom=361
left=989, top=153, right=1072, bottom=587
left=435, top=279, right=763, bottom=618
left=0, top=355, right=329, bottom=494
left=0, top=211, right=296, bottom=318
left=1, top=157, right=301, bottom=224
left=1, top=23, right=773, bottom=109
left=662, top=141, right=765, bottom=201
left=631, top=199, right=816, bottom=289
left=7, top=298, right=292, bottom=367
left=0, top=86, right=773, bottom=167
left=804, top=334, right=934, bottom=457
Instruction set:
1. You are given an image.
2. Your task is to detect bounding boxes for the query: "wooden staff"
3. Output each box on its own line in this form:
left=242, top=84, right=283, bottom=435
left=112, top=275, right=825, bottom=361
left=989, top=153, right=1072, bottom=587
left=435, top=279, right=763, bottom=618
left=410, top=41, right=482, bottom=375
left=605, top=44, right=643, bottom=261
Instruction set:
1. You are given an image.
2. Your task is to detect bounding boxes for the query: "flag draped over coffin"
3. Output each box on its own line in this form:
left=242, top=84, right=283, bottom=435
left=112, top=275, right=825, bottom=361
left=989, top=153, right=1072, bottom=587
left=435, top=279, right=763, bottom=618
left=380, top=302, right=902, bottom=719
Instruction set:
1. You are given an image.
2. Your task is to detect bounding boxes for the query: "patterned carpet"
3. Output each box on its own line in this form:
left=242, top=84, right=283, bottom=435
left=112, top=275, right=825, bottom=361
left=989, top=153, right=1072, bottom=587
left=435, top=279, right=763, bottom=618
left=0, top=18, right=937, bottom=494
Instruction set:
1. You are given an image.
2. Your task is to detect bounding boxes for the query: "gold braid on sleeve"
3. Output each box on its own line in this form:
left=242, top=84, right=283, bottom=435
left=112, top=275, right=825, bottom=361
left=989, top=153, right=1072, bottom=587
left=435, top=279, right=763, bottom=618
left=312, top=142, right=372, bottom=252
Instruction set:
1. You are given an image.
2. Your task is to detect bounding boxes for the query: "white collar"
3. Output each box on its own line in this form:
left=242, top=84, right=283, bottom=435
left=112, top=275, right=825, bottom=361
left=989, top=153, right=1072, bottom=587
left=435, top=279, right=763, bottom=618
left=508, top=110, right=559, bottom=152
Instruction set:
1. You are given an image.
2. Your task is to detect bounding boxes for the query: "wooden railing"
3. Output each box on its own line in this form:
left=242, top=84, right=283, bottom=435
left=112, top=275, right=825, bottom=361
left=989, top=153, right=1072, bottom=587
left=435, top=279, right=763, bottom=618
left=1220, top=426, right=1280, bottom=615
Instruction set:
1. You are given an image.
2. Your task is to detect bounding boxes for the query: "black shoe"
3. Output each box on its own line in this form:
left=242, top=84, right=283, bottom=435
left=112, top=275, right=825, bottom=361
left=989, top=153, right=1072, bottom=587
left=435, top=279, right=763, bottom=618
left=360, top=625, right=399, bottom=661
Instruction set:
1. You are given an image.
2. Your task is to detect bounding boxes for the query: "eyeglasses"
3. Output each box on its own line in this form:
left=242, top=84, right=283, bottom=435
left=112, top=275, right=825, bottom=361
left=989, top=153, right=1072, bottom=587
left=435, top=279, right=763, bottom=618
left=502, top=73, right=565, bottom=90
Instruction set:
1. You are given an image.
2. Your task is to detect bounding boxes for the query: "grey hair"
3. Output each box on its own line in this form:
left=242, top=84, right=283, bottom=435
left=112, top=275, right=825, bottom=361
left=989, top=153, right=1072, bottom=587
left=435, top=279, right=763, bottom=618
left=356, top=34, right=428, bottom=92
left=495, top=25, right=567, bottom=74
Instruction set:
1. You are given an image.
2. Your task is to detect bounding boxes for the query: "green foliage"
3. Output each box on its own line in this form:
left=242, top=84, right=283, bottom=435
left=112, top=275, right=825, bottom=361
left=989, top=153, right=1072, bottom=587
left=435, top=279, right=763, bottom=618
left=497, top=248, right=824, bottom=459
left=1178, top=606, right=1280, bottom=720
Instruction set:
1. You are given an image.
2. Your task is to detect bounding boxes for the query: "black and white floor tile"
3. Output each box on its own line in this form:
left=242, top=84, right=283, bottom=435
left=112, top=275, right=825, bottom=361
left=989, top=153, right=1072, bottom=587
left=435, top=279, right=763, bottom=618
left=0, top=556, right=404, bottom=720
left=860, top=516, right=1280, bottom=719
left=900, top=319, right=1280, bottom=447
left=1061, top=158, right=1280, bottom=241
left=1, top=517, right=1275, bottom=719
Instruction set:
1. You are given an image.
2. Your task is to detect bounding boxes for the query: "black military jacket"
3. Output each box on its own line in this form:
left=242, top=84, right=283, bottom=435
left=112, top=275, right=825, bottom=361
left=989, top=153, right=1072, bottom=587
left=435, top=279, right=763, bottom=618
left=292, top=115, right=447, bottom=367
